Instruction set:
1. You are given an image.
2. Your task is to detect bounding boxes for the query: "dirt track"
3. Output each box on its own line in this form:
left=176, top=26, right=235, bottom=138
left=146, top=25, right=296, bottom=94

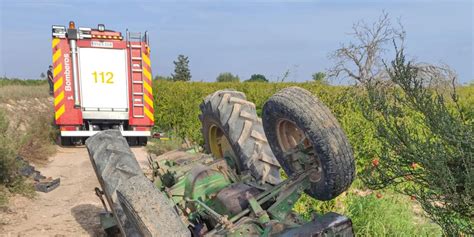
left=0, top=146, right=150, bottom=237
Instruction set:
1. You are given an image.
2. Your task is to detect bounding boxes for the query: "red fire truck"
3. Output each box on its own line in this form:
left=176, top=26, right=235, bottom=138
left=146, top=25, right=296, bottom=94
left=51, top=21, right=154, bottom=146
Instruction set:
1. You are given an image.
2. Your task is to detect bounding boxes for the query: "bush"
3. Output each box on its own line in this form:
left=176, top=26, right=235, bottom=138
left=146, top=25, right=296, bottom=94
left=216, top=72, right=240, bottom=82
left=358, top=51, right=473, bottom=235
left=18, top=110, right=57, bottom=163
left=0, top=110, right=35, bottom=206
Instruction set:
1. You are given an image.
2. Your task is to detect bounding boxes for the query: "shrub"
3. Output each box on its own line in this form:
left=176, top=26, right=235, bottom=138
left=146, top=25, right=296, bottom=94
left=358, top=50, right=473, bottom=234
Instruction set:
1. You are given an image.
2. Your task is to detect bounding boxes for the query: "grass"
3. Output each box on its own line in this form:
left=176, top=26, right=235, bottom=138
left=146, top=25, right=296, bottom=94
left=0, top=85, right=50, bottom=102
left=146, top=136, right=184, bottom=156
left=18, top=110, right=58, bottom=164
left=0, top=110, right=36, bottom=206
left=344, top=191, right=442, bottom=236
left=0, top=83, right=56, bottom=205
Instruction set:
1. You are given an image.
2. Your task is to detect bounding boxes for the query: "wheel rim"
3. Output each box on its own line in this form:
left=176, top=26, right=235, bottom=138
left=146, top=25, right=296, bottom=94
left=276, top=119, right=311, bottom=152
left=208, top=124, right=235, bottom=159
left=275, top=119, right=321, bottom=181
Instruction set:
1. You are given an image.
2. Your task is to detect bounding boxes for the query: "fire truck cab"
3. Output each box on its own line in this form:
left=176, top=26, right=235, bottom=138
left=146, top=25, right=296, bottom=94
left=51, top=21, right=154, bottom=146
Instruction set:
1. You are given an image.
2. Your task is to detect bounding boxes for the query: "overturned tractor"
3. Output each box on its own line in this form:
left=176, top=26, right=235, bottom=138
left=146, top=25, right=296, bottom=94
left=86, top=87, right=356, bottom=236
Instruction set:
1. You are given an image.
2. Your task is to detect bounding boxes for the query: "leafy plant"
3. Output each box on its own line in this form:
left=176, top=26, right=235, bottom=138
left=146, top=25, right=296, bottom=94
left=359, top=49, right=473, bottom=235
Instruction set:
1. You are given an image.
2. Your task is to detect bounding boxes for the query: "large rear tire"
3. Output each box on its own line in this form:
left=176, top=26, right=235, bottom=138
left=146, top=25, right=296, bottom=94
left=86, top=130, right=189, bottom=237
left=199, top=90, right=281, bottom=185
left=262, top=87, right=355, bottom=200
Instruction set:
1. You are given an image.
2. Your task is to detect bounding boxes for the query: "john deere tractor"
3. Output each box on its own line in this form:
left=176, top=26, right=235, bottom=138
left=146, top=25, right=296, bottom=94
left=86, top=87, right=356, bottom=236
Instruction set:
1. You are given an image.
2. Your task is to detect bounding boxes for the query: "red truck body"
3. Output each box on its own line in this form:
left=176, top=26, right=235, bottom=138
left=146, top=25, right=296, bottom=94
left=51, top=22, right=154, bottom=145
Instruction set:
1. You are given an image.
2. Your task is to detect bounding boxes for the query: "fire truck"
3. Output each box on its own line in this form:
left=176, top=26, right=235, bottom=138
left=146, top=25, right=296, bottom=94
left=51, top=21, right=154, bottom=146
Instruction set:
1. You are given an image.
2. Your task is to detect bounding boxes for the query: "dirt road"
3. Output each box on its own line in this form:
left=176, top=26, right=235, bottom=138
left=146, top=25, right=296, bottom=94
left=0, top=146, right=150, bottom=237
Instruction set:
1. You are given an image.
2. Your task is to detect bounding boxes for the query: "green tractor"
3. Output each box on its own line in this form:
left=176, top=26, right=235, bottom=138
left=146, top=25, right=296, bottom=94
left=86, top=87, right=356, bottom=236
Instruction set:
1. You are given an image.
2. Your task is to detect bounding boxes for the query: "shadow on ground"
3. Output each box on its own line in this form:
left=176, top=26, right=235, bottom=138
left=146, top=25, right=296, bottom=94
left=71, top=204, right=106, bottom=237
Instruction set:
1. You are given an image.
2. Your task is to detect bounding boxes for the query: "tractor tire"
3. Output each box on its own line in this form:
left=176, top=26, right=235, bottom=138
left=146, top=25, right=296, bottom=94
left=86, top=130, right=189, bottom=237
left=199, top=90, right=281, bottom=185
left=262, top=87, right=355, bottom=200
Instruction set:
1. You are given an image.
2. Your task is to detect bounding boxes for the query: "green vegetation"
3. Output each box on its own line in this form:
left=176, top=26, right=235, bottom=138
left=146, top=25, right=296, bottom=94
left=152, top=80, right=473, bottom=235
left=0, top=81, right=57, bottom=205
left=245, top=74, right=268, bottom=82
left=216, top=72, right=240, bottom=82
left=172, top=54, right=192, bottom=81
left=359, top=50, right=473, bottom=234
left=0, top=110, right=35, bottom=206
left=312, top=72, right=327, bottom=83
left=0, top=77, right=47, bottom=87
left=345, top=191, right=442, bottom=236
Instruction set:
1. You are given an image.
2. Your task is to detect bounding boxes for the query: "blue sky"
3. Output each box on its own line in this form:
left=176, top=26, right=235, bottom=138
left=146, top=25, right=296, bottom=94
left=0, top=0, right=472, bottom=83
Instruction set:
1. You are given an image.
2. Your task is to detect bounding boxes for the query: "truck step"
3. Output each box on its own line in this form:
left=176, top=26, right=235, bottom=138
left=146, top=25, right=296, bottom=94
left=131, top=57, right=142, bottom=61
left=132, top=69, right=143, bottom=72
left=132, top=80, right=143, bottom=84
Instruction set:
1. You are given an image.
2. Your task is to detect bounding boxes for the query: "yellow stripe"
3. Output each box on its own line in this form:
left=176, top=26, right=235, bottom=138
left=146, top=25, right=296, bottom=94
left=54, top=91, right=64, bottom=106
left=144, top=107, right=154, bottom=122
left=55, top=104, right=65, bottom=120
left=54, top=77, right=63, bottom=92
left=53, top=63, right=62, bottom=77
left=142, top=53, right=151, bottom=66
left=52, top=38, right=60, bottom=48
left=144, top=81, right=152, bottom=94
left=52, top=49, right=62, bottom=63
left=143, top=67, right=151, bottom=80
left=144, top=95, right=153, bottom=108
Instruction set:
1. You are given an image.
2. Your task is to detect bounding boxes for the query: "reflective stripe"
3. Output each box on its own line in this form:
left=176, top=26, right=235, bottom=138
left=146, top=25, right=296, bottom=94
left=144, top=107, right=154, bottom=121
left=54, top=91, right=64, bottom=106
left=52, top=38, right=60, bottom=48
left=53, top=63, right=62, bottom=77
left=143, top=81, right=152, bottom=94
left=143, top=67, right=152, bottom=80
left=144, top=94, right=153, bottom=108
left=52, top=49, right=62, bottom=63
left=142, top=53, right=151, bottom=66
left=54, top=77, right=63, bottom=92
left=55, top=104, right=65, bottom=120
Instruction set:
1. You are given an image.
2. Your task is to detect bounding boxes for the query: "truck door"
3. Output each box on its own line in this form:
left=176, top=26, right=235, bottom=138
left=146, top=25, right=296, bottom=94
left=77, top=47, right=129, bottom=119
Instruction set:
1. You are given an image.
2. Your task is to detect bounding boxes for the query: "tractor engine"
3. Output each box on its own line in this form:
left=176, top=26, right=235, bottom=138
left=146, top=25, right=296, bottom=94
left=150, top=151, right=265, bottom=233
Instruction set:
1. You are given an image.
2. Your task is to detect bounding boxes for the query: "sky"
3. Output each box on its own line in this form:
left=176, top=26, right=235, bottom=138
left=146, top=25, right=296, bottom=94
left=0, top=0, right=472, bottom=84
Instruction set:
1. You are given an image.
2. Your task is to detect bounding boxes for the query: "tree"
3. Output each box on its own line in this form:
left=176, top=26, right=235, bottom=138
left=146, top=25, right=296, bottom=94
left=312, top=72, right=327, bottom=83
left=40, top=72, right=45, bottom=79
left=330, top=12, right=473, bottom=235
left=216, top=72, right=240, bottom=82
left=329, top=11, right=405, bottom=84
left=172, top=55, right=191, bottom=81
left=245, top=74, right=268, bottom=83
left=154, top=75, right=172, bottom=81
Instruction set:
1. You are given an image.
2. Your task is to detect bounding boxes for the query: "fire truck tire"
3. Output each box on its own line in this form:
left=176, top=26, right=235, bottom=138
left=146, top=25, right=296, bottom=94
left=199, top=90, right=281, bottom=185
left=59, top=136, right=72, bottom=146
left=86, top=130, right=190, bottom=237
left=138, top=137, right=148, bottom=146
left=262, top=87, right=355, bottom=201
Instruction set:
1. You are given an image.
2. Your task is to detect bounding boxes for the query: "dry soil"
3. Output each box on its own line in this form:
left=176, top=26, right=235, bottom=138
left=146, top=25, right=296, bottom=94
left=0, top=146, right=150, bottom=237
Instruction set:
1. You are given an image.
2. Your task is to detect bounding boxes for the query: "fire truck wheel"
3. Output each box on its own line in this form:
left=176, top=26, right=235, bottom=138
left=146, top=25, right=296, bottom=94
left=262, top=87, right=355, bottom=201
left=59, top=136, right=72, bottom=146
left=86, top=130, right=190, bottom=237
left=199, top=90, right=281, bottom=185
left=138, top=137, right=148, bottom=146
